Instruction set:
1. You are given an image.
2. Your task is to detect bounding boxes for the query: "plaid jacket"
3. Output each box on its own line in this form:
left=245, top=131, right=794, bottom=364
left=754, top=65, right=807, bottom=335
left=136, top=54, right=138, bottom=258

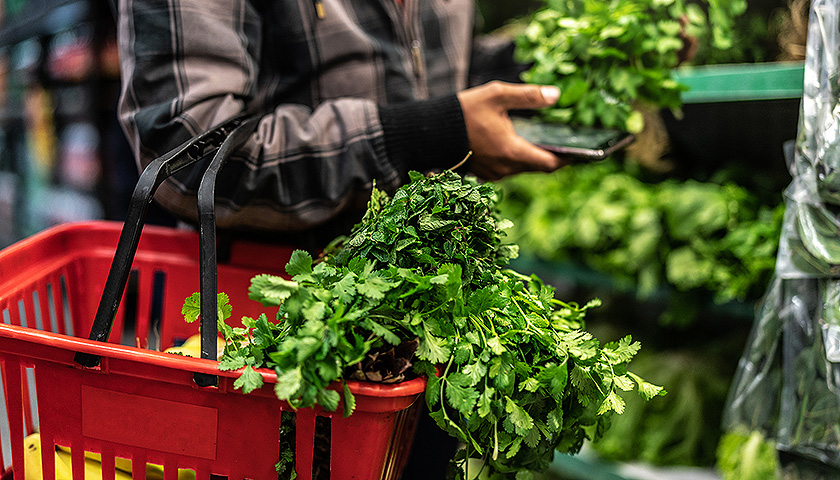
left=117, top=0, right=482, bottom=242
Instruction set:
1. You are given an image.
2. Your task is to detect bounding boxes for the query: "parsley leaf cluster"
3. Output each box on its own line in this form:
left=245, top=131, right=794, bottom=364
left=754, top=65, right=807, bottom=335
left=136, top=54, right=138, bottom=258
left=187, top=171, right=663, bottom=479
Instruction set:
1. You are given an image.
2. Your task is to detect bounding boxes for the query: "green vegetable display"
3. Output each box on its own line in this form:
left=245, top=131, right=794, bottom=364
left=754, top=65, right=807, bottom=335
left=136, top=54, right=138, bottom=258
left=591, top=347, right=732, bottom=467
left=515, top=0, right=747, bottom=133
left=497, top=160, right=784, bottom=324
left=184, top=171, right=664, bottom=479
left=716, top=428, right=781, bottom=480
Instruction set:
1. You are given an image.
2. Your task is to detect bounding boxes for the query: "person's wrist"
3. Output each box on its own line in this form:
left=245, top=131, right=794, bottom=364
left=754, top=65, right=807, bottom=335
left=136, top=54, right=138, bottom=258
left=378, top=95, right=470, bottom=174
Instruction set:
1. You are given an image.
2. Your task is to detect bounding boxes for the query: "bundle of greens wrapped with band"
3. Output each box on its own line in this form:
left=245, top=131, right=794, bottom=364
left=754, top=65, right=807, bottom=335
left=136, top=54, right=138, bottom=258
left=187, top=171, right=663, bottom=479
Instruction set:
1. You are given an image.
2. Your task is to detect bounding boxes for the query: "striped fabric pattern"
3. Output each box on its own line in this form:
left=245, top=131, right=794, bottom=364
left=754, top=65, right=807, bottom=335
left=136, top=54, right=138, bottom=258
left=117, top=0, right=474, bottom=236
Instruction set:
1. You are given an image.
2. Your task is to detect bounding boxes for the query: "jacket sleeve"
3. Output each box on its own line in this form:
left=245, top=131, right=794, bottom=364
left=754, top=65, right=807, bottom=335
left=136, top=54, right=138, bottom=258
left=117, top=0, right=468, bottom=235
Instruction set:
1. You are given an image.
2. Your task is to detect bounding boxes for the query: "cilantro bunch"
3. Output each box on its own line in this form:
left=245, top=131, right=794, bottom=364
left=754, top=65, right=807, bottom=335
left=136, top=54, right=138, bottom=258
left=515, top=0, right=746, bottom=133
left=188, top=171, right=663, bottom=479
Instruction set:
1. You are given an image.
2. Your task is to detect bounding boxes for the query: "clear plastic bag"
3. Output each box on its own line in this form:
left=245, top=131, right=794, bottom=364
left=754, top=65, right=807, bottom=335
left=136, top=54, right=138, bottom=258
left=721, top=0, right=840, bottom=477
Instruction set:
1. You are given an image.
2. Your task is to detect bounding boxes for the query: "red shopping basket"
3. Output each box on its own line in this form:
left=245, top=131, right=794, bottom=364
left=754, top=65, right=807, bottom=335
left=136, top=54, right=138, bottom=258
left=0, top=118, right=425, bottom=480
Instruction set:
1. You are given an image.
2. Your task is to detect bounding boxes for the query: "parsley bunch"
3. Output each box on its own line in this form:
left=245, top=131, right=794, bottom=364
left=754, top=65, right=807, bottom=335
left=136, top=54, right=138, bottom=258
left=187, top=171, right=663, bottom=479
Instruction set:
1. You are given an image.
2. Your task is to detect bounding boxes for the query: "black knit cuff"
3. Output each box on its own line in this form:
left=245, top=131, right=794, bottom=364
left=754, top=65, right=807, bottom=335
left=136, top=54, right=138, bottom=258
left=378, top=94, right=470, bottom=174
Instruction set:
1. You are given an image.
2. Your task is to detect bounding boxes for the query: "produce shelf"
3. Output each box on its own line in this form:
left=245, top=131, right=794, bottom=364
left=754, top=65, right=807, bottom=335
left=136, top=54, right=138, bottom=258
left=550, top=451, right=723, bottom=480
left=663, top=62, right=802, bottom=177
left=674, top=61, right=805, bottom=103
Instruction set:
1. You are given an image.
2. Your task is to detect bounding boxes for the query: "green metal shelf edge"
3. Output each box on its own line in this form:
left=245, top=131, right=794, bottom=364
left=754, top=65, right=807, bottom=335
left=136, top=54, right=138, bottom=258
left=550, top=453, right=632, bottom=480
left=550, top=453, right=723, bottom=480
left=674, top=61, right=805, bottom=104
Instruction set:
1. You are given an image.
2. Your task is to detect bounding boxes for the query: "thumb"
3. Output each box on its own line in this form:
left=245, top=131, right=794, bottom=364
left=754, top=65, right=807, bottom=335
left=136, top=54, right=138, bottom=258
left=497, top=84, right=560, bottom=110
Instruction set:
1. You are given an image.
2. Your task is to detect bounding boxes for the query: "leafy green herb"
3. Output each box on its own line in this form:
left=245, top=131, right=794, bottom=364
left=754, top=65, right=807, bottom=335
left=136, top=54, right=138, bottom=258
left=515, top=0, right=747, bottom=132
left=185, top=171, right=662, bottom=479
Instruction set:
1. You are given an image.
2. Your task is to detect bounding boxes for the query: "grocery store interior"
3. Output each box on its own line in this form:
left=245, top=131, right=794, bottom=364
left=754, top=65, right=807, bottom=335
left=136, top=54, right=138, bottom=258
left=0, top=0, right=835, bottom=479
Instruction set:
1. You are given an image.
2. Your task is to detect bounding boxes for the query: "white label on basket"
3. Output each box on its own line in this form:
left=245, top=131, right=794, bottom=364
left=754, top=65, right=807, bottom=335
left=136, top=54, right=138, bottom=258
left=81, top=386, right=219, bottom=459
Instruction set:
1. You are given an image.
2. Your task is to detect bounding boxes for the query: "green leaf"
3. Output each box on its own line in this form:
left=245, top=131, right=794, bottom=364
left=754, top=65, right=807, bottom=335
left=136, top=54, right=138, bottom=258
left=487, top=336, right=507, bottom=355
left=294, top=337, right=322, bottom=363
left=336, top=383, right=354, bottom=419
left=302, top=301, right=328, bottom=322
left=286, top=250, right=313, bottom=277
left=364, top=319, right=401, bottom=345
left=445, top=373, right=480, bottom=415
left=233, top=366, right=264, bottom=394
left=274, top=367, right=303, bottom=400
left=559, top=77, right=589, bottom=106
left=182, top=292, right=232, bottom=323
left=425, top=371, right=442, bottom=407
left=625, top=110, right=645, bottom=133
left=516, top=470, right=535, bottom=480
left=217, top=293, right=232, bottom=321
left=597, top=390, right=625, bottom=415
left=331, top=272, right=357, bottom=303
left=418, top=325, right=451, bottom=364
left=356, top=275, right=393, bottom=300
left=539, top=362, right=568, bottom=399
left=316, top=388, right=341, bottom=412
left=477, top=386, right=495, bottom=418
left=249, top=274, right=299, bottom=306
left=521, top=377, right=541, bottom=393
left=418, top=214, right=455, bottom=231
left=182, top=293, right=201, bottom=323
left=613, top=374, right=635, bottom=391
left=629, top=372, right=667, bottom=400
left=505, top=396, right=534, bottom=436
left=603, top=336, right=641, bottom=364
left=219, top=353, right=247, bottom=372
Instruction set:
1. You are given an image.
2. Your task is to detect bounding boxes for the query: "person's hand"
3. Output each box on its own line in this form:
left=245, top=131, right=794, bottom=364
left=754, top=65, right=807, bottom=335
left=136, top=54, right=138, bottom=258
left=457, top=81, right=567, bottom=180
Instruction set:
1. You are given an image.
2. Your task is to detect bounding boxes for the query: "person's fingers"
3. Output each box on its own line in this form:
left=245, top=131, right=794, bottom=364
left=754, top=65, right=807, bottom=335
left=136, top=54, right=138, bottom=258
left=507, top=135, right=565, bottom=172
left=490, top=82, right=560, bottom=111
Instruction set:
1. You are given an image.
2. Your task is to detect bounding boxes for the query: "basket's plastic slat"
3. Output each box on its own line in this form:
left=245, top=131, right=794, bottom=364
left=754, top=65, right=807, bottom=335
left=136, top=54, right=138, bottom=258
left=1, top=360, right=24, bottom=480
left=332, top=411, right=392, bottom=479
left=45, top=278, right=61, bottom=335
left=135, top=268, right=154, bottom=350
left=194, top=464, right=211, bottom=480
left=163, top=457, right=177, bottom=480
left=39, top=436, right=56, bottom=480
left=18, top=367, right=34, bottom=437
left=295, top=408, right=317, bottom=480
left=100, top=444, right=117, bottom=480
left=131, top=451, right=146, bottom=480
left=57, top=273, right=74, bottom=337
left=71, top=443, right=85, bottom=480
left=380, top=406, right=416, bottom=480
left=21, top=292, right=35, bottom=332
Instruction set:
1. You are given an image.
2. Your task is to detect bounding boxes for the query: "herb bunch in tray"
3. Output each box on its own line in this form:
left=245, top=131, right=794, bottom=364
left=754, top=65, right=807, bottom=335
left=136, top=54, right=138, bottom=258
left=186, top=171, right=663, bottom=479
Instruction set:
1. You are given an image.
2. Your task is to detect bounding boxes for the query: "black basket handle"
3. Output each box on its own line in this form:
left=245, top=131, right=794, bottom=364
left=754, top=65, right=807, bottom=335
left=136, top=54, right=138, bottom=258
left=75, top=115, right=260, bottom=378
left=193, top=116, right=259, bottom=386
